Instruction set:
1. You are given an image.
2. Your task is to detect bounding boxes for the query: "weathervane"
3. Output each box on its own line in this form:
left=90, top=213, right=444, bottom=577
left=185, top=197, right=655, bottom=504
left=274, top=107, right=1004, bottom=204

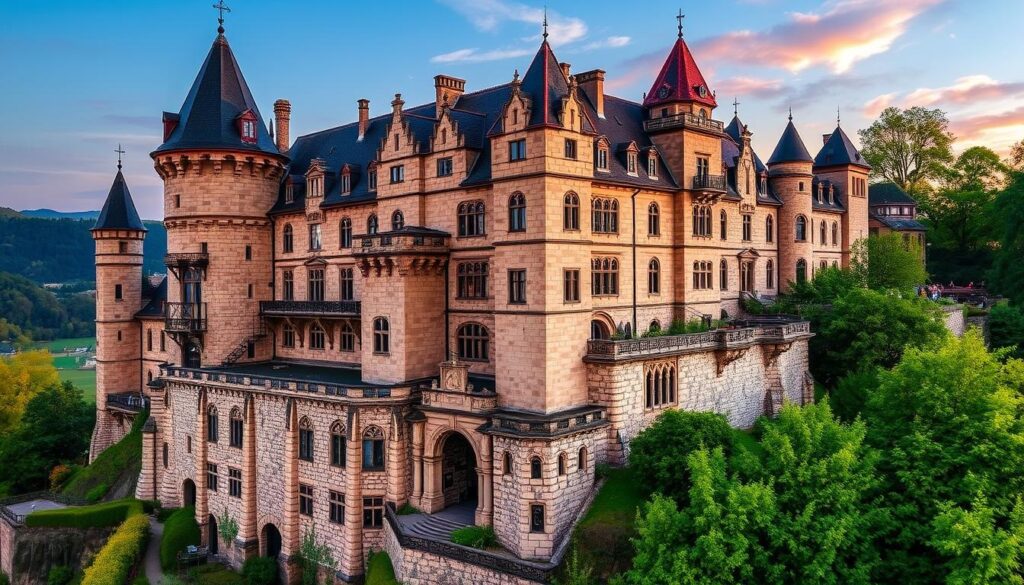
left=115, top=144, right=125, bottom=170
left=677, top=9, right=685, bottom=38
left=542, top=6, right=548, bottom=40
left=733, top=97, right=741, bottom=117
left=837, top=106, right=841, bottom=126
left=788, top=106, right=793, bottom=122
left=213, top=0, right=231, bottom=34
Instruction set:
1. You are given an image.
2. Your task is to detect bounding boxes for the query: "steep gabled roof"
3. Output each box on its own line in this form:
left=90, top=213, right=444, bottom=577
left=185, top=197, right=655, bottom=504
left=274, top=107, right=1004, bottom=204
left=815, top=125, right=870, bottom=169
left=519, top=41, right=569, bottom=127
left=643, top=37, right=717, bottom=109
left=724, top=115, right=745, bottom=143
left=869, top=182, right=917, bottom=205
left=153, top=33, right=279, bottom=157
left=767, top=119, right=813, bottom=165
left=93, top=168, right=145, bottom=232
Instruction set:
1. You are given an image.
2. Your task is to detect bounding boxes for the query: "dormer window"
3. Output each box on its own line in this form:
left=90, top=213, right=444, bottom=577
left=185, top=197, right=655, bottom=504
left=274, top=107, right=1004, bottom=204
left=627, top=153, right=637, bottom=175
left=236, top=109, right=258, bottom=144
left=760, top=176, right=767, bottom=195
left=340, top=166, right=352, bottom=195
left=828, top=185, right=834, bottom=205
left=285, top=181, right=294, bottom=204
left=242, top=120, right=256, bottom=140
left=647, top=154, right=658, bottom=178
left=595, top=139, right=610, bottom=172
left=816, top=183, right=823, bottom=203
left=393, top=134, right=400, bottom=151
left=512, top=109, right=519, bottom=125
left=308, top=177, right=322, bottom=199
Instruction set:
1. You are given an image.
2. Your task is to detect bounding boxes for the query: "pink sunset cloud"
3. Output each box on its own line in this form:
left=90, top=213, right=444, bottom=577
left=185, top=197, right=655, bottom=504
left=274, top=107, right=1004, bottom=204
left=904, top=75, right=1024, bottom=107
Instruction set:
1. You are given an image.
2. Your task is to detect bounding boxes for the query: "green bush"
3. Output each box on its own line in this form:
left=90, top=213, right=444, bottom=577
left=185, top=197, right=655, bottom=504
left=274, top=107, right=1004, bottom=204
left=63, top=410, right=147, bottom=500
left=81, top=513, right=149, bottom=585
left=26, top=499, right=142, bottom=528
left=395, top=502, right=422, bottom=515
left=0, top=571, right=10, bottom=585
left=628, top=410, right=734, bottom=501
left=131, top=577, right=150, bottom=585
left=156, top=507, right=179, bottom=523
left=242, top=556, right=278, bottom=585
left=84, top=483, right=108, bottom=504
left=450, top=525, right=497, bottom=549
left=365, top=551, right=399, bottom=585
left=140, top=500, right=160, bottom=514
left=193, top=564, right=244, bottom=585
left=47, top=565, right=74, bottom=585
left=160, top=507, right=201, bottom=571
left=830, top=368, right=880, bottom=423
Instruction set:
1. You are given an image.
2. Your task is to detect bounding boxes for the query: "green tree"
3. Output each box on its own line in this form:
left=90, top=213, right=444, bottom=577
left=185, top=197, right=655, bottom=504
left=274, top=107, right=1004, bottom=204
left=944, top=146, right=1008, bottom=192
left=987, top=303, right=1024, bottom=359
left=990, top=172, right=1024, bottom=303
left=1009, top=139, right=1024, bottom=171
left=851, top=233, right=926, bottom=292
left=858, top=106, right=954, bottom=193
left=628, top=410, right=734, bottom=501
left=864, top=332, right=1024, bottom=583
left=829, top=367, right=880, bottom=423
left=931, top=496, right=1024, bottom=585
left=0, top=350, right=60, bottom=435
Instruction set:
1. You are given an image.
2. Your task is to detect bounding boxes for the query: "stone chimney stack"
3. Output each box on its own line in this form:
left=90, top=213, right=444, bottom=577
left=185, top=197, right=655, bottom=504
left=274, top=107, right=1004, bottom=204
left=434, top=75, right=466, bottom=115
left=273, top=99, right=291, bottom=152
left=391, top=93, right=405, bottom=118
left=576, top=69, right=606, bottom=118
left=358, top=99, right=370, bottom=140
left=559, top=62, right=571, bottom=79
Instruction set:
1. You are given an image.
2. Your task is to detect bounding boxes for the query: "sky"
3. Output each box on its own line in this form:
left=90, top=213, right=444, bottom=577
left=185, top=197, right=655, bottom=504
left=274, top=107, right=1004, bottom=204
left=1, top=0, right=1022, bottom=219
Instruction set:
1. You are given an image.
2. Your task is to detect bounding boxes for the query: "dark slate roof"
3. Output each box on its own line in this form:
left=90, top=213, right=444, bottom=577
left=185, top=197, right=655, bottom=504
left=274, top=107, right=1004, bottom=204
left=153, top=33, right=280, bottom=157
left=720, top=116, right=781, bottom=205
left=724, top=115, right=745, bottom=143
left=520, top=41, right=568, bottom=128
left=591, top=96, right=678, bottom=190
left=872, top=215, right=926, bottom=231
left=93, top=169, right=145, bottom=231
left=810, top=177, right=846, bottom=212
left=136, top=277, right=167, bottom=319
left=643, top=37, right=717, bottom=109
left=767, top=119, right=813, bottom=165
left=869, top=182, right=917, bottom=205
left=815, top=125, right=870, bottom=169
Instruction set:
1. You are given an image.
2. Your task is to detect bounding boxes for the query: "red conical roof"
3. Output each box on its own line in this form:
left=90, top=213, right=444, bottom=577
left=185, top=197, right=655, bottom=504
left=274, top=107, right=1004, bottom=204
left=643, top=37, right=717, bottom=109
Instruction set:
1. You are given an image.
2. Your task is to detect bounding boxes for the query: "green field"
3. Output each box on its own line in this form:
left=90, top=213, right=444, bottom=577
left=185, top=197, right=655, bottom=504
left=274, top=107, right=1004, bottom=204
left=59, top=369, right=97, bottom=404
left=33, top=337, right=95, bottom=353
left=36, top=337, right=98, bottom=404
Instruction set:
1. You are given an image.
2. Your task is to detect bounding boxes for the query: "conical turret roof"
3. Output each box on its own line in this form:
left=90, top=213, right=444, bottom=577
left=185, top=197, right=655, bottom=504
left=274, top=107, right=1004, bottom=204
left=643, top=37, right=717, bottom=109
left=815, top=125, right=870, bottom=169
left=768, top=119, right=813, bottom=165
left=93, top=168, right=145, bottom=232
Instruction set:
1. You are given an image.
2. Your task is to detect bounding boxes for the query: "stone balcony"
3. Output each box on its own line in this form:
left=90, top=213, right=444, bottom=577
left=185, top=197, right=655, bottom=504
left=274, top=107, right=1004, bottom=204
left=106, top=392, right=148, bottom=413
left=354, top=227, right=450, bottom=256
left=585, top=320, right=812, bottom=363
left=643, top=112, right=725, bottom=134
left=259, top=300, right=361, bottom=318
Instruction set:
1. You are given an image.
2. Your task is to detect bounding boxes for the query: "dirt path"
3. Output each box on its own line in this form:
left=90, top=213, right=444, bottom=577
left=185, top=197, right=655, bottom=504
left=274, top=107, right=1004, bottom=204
left=144, top=516, right=164, bottom=584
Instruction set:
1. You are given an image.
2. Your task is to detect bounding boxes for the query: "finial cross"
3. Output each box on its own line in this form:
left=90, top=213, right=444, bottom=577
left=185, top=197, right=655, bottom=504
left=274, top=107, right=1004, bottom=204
left=542, top=6, right=549, bottom=40
left=836, top=106, right=841, bottom=126
left=212, top=0, right=231, bottom=30
left=732, top=97, right=741, bottom=116
left=115, top=144, right=125, bottom=170
left=677, top=9, right=685, bottom=38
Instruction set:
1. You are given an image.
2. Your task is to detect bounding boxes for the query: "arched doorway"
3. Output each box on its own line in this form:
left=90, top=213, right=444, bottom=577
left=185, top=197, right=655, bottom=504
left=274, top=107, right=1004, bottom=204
left=207, top=514, right=219, bottom=555
left=182, top=479, right=196, bottom=507
left=740, top=261, right=754, bottom=293
left=590, top=319, right=610, bottom=340
left=262, top=523, right=282, bottom=559
left=440, top=432, right=478, bottom=508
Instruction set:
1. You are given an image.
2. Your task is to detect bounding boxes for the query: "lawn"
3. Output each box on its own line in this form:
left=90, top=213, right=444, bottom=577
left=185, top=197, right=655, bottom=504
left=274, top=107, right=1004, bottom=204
left=571, top=467, right=646, bottom=580
left=34, top=337, right=96, bottom=354
left=36, top=337, right=97, bottom=403
left=58, top=368, right=96, bottom=404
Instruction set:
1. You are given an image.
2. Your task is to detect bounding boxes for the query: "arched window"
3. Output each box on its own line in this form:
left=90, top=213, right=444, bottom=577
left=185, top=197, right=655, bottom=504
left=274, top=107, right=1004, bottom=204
left=766, top=259, right=775, bottom=289
left=530, top=456, right=542, bottom=479
left=766, top=215, right=774, bottom=243
left=373, top=318, right=389, bottom=354
left=330, top=421, right=346, bottom=468
left=508, top=192, right=526, bottom=232
left=563, top=192, right=580, bottom=230
left=457, top=201, right=486, bottom=236
left=456, top=262, right=488, bottom=299
left=720, top=259, right=728, bottom=290
left=832, top=221, right=839, bottom=246
left=649, top=320, right=661, bottom=333
left=362, top=426, right=385, bottom=470
left=282, top=224, right=293, bottom=253
left=592, top=198, right=619, bottom=233
left=644, top=364, right=676, bottom=409
left=578, top=447, right=587, bottom=472
left=207, top=405, right=219, bottom=443
left=310, top=323, right=325, bottom=350
left=590, top=320, right=610, bottom=340
left=298, top=416, right=314, bottom=462
left=367, top=214, right=378, bottom=235
left=229, top=407, right=242, bottom=448
left=558, top=453, right=567, bottom=476
left=821, top=260, right=828, bottom=270
left=796, top=259, right=807, bottom=283
left=692, top=206, right=712, bottom=237
left=503, top=452, right=513, bottom=475
left=340, top=217, right=352, bottom=248
left=340, top=321, right=356, bottom=352
left=648, top=258, right=661, bottom=294
left=795, top=216, right=807, bottom=241
left=147, top=371, right=153, bottom=383
left=720, top=210, right=728, bottom=240
left=819, top=221, right=827, bottom=245
left=391, top=210, right=404, bottom=231
left=592, top=257, right=619, bottom=296
left=648, top=202, right=660, bottom=236
left=457, top=323, right=489, bottom=361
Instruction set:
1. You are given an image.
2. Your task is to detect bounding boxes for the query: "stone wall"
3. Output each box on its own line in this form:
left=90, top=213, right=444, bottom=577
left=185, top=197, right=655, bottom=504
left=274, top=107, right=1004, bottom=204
left=0, top=522, right=113, bottom=585
left=942, top=305, right=966, bottom=337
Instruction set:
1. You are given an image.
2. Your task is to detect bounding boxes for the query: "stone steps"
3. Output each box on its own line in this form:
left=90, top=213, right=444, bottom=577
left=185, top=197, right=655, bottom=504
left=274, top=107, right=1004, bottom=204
left=403, top=514, right=471, bottom=540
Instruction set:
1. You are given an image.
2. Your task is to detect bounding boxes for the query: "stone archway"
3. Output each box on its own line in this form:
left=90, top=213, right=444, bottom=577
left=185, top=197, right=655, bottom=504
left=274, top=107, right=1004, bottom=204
left=182, top=478, right=196, bottom=507
left=207, top=514, right=219, bottom=555
left=439, top=432, right=478, bottom=508
left=261, top=523, right=282, bottom=558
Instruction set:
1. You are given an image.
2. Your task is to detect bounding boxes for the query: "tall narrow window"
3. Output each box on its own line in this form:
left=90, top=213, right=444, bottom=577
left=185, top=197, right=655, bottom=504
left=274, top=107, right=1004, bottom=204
left=309, top=323, right=325, bottom=350
left=362, top=427, right=385, bottom=470
left=508, top=192, right=526, bottom=232
left=720, top=210, right=728, bottom=240
left=392, top=210, right=404, bottom=231
left=340, top=268, right=354, bottom=301
left=720, top=259, right=728, bottom=291
left=647, top=155, right=657, bottom=177
left=648, top=202, right=660, bottom=236
left=563, top=192, right=580, bottom=230
left=508, top=269, right=527, bottom=304
left=329, top=491, right=345, bottom=524
left=340, top=218, right=352, bottom=248
left=530, top=457, right=542, bottom=479
left=340, top=322, right=356, bottom=352
left=742, top=215, right=752, bottom=241
left=207, top=463, right=219, bottom=491
left=282, top=270, right=294, bottom=301
left=648, top=258, right=661, bottom=294
left=820, top=221, right=827, bottom=245
left=564, top=269, right=580, bottom=302
left=282, top=323, right=295, bottom=348
left=373, top=318, right=389, bottom=354
left=309, top=224, right=322, bottom=251
left=228, top=469, right=241, bottom=497
left=596, top=147, right=608, bottom=170
left=245, top=245, right=252, bottom=260
left=564, top=138, right=577, bottom=159
left=367, top=214, right=378, bottom=235
left=115, top=284, right=123, bottom=300
left=147, top=329, right=153, bottom=351
left=795, top=216, right=807, bottom=241
left=796, top=259, right=807, bottom=283
left=530, top=504, right=545, bottom=533
left=832, top=222, right=839, bottom=246
left=766, top=215, right=774, bottom=243
left=298, top=417, right=314, bottom=461
left=207, top=406, right=219, bottom=443
left=331, top=422, right=346, bottom=467
left=299, top=484, right=313, bottom=516
left=627, top=152, right=637, bottom=174
left=229, top=408, right=242, bottom=448
left=766, top=259, right=775, bottom=289
left=283, top=224, right=293, bottom=253
left=368, top=168, right=377, bottom=191
left=308, top=268, right=325, bottom=302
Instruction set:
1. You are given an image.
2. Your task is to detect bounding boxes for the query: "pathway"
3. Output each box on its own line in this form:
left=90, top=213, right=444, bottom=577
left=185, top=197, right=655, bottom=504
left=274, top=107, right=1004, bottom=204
left=144, top=516, right=164, bottom=585
left=397, top=501, right=476, bottom=540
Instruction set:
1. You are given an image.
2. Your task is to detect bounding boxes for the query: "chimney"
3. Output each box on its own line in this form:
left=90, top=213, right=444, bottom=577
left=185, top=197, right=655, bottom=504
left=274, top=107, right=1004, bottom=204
left=358, top=99, right=370, bottom=140
left=391, top=93, right=405, bottom=118
left=576, top=69, right=606, bottom=119
left=434, top=75, right=466, bottom=115
left=273, top=99, right=291, bottom=152
left=559, top=62, right=571, bottom=79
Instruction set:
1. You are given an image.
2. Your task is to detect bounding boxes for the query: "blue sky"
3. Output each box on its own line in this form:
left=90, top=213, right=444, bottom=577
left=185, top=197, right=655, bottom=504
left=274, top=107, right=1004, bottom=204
left=1, top=0, right=1021, bottom=219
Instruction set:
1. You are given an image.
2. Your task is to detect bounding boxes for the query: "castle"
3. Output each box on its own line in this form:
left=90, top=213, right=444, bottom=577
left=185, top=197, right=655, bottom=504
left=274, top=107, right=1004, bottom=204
left=90, top=14, right=869, bottom=584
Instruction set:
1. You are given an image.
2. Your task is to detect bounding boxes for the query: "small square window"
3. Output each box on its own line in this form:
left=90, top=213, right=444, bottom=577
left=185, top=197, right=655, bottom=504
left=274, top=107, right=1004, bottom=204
left=437, top=157, right=453, bottom=177
left=390, top=165, right=405, bottom=184
left=363, top=497, right=384, bottom=528
left=564, top=139, right=577, bottom=160
left=299, top=484, right=313, bottom=516
left=509, top=139, right=527, bottom=162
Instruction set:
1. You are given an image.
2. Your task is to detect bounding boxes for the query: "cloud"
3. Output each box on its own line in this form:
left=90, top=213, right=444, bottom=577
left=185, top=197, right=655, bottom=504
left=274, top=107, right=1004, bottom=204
left=430, top=47, right=533, bottom=63
left=694, top=0, right=944, bottom=74
left=950, top=106, right=1024, bottom=142
left=863, top=93, right=896, bottom=117
left=438, top=0, right=587, bottom=46
left=582, top=36, right=631, bottom=51
left=714, top=76, right=786, bottom=101
left=903, top=75, right=1024, bottom=107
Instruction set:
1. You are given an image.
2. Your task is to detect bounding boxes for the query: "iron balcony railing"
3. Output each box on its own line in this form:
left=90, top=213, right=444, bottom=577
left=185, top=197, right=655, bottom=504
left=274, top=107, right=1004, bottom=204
left=692, top=173, right=727, bottom=192
left=259, top=300, right=361, bottom=317
left=106, top=392, right=148, bottom=412
left=164, top=252, right=209, bottom=267
left=164, top=302, right=207, bottom=333
left=586, top=321, right=811, bottom=361
left=643, top=112, right=725, bottom=134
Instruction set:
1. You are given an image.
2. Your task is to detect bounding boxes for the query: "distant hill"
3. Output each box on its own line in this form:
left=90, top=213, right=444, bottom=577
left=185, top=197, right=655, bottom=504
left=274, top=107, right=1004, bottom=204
left=0, top=207, right=23, bottom=219
left=21, top=209, right=101, bottom=220
left=0, top=215, right=166, bottom=283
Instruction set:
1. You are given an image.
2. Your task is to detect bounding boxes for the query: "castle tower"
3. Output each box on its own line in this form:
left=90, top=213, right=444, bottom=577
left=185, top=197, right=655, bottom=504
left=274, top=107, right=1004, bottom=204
left=90, top=162, right=147, bottom=461
left=152, top=27, right=286, bottom=367
left=814, top=124, right=871, bottom=266
left=768, top=114, right=815, bottom=289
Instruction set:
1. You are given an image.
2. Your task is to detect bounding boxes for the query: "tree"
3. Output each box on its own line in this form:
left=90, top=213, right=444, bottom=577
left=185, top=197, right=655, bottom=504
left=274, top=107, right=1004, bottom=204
left=859, top=106, right=954, bottom=193
left=0, top=350, right=60, bottom=436
left=829, top=367, right=880, bottom=423
left=944, top=146, right=1008, bottom=192
left=1008, top=139, right=1024, bottom=171
left=990, top=172, right=1024, bottom=303
left=931, top=496, right=1024, bottom=585
left=863, top=332, right=1024, bottom=583
left=987, top=303, right=1024, bottom=360
left=851, top=233, right=926, bottom=292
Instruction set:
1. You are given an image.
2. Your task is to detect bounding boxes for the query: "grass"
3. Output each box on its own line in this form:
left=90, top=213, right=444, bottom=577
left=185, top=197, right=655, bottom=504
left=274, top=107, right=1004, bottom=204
left=39, top=337, right=97, bottom=403
left=365, top=551, right=400, bottom=585
left=160, top=507, right=201, bottom=571
left=189, top=563, right=244, bottom=585
left=450, top=525, right=497, bottom=549
left=26, top=499, right=142, bottom=528
left=58, top=369, right=96, bottom=403
left=62, top=411, right=145, bottom=500
left=33, top=337, right=96, bottom=353
left=572, top=467, right=646, bottom=580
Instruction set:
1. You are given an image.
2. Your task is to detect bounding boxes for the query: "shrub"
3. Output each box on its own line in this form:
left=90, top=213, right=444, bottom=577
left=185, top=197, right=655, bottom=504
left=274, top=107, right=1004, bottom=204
left=830, top=368, right=880, bottom=423
left=160, top=507, right=201, bottom=571
left=62, top=410, right=147, bottom=500
left=395, top=502, right=422, bottom=515
left=140, top=500, right=160, bottom=515
left=0, top=571, right=9, bottom=585
left=49, top=465, right=73, bottom=491
left=156, top=507, right=179, bottom=523
left=193, top=564, right=244, bottom=585
left=242, top=556, right=278, bottom=585
left=47, top=565, right=74, bottom=585
left=131, top=577, right=150, bottom=585
left=81, top=513, right=149, bottom=585
left=629, top=410, right=734, bottom=501
left=365, top=551, right=399, bottom=585
left=450, top=525, right=497, bottom=549
left=26, top=499, right=142, bottom=528
left=85, top=483, right=108, bottom=504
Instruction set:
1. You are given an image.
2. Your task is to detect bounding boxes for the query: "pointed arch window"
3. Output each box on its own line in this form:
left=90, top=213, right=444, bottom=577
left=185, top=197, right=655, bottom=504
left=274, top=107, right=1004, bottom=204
left=796, top=259, right=808, bottom=283
left=766, top=259, right=775, bottom=289
left=508, top=192, right=527, bottom=232
left=832, top=221, right=839, bottom=246
left=795, top=216, right=807, bottom=241
left=592, top=257, right=619, bottom=296
left=362, top=426, right=385, bottom=470
left=458, top=200, right=486, bottom=237
left=310, top=323, right=325, bottom=350
left=340, top=218, right=352, bottom=248
left=298, top=417, right=314, bottom=462
left=563, top=192, right=580, bottom=230
left=340, top=321, right=357, bottom=352
left=283, top=224, right=294, bottom=253
left=692, top=206, right=712, bottom=237
left=766, top=215, right=774, bottom=243
left=392, top=210, right=404, bottom=231
left=367, top=214, right=378, bottom=235
left=330, top=421, right=346, bottom=468
left=592, top=198, right=619, bottom=233
left=207, top=405, right=219, bottom=443
left=820, top=221, right=827, bottom=245
left=645, top=363, right=677, bottom=409
left=229, top=407, right=242, bottom=448
left=578, top=447, right=588, bottom=472
left=648, top=258, right=661, bottom=294
left=720, top=210, right=728, bottom=240
left=530, top=456, right=543, bottom=479
left=648, top=202, right=660, bottom=236
left=720, top=259, right=729, bottom=291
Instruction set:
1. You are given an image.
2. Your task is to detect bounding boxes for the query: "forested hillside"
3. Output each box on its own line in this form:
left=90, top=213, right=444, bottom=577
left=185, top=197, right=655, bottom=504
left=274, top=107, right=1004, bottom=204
left=0, top=215, right=166, bottom=282
left=0, top=271, right=95, bottom=341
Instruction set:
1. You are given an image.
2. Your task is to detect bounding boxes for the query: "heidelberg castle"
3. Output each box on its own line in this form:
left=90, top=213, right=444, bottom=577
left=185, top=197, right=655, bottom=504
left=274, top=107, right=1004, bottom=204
left=88, top=13, right=868, bottom=584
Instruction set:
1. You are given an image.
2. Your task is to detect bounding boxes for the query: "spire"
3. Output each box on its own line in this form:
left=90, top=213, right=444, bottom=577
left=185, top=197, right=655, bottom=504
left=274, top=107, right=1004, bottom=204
left=153, top=29, right=280, bottom=158
left=768, top=115, right=813, bottom=165
left=213, top=0, right=230, bottom=35
left=93, top=161, right=145, bottom=232
left=519, top=38, right=570, bottom=127
left=677, top=9, right=685, bottom=39
left=732, top=97, right=740, bottom=117
left=643, top=29, right=716, bottom=108
left=114, top=143, right=125, bottom=170
left=814, top=124, right=871, bottom=169
left=542, top=6, right=548, bottom=41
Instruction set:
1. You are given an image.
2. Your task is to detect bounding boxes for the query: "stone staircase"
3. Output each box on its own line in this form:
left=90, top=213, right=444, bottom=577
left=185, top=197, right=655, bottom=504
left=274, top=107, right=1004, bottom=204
left=397, top=502, right=476, bottom=540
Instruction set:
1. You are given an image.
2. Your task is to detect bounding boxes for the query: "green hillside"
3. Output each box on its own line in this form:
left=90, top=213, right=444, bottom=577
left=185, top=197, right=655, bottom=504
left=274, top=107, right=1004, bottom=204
left=0, top=215, right=166, bottom=282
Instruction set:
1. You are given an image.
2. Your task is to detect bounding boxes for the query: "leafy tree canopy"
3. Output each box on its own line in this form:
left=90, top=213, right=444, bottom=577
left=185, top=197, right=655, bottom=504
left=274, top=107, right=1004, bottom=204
left=859, top=106, right=954, bottom=194
left=990, top=172, right=1024, bottom=302
left=0, top=350, right=60, bottom=436
left=851, top=233, right=927, bottom=292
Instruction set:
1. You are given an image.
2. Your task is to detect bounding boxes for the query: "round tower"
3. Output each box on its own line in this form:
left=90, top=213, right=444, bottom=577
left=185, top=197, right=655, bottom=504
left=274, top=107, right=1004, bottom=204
left=767, top=114, right=815, bottom=290
left=152, top=30, right=286, bottom=367
left=90, top=163, right=147, bottom=461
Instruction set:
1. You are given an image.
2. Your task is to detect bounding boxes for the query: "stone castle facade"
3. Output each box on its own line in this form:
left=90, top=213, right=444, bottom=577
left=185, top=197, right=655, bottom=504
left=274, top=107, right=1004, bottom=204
left=89, top=17, right=870, bottom=583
